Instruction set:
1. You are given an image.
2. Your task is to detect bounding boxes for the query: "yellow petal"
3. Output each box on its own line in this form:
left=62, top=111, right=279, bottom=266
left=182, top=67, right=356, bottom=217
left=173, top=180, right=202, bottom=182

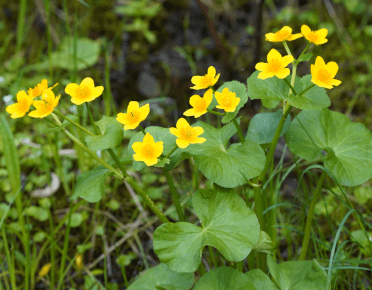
left=176, top=118, right=189, bottom=129
left=32, top=100, right=46, bottom=111
left=314, top=38, right=328, bottom=45
left=301, top=25, right=311, bottom=36
left=267, top=49, right=282, bottom=62
left=281, top=55, right=294, bottom=67
left=133, top=153, right=145, bottom=162
left=330, top=79, right=342, bottom=86
left=316, top=28, right=328, bottom=39
left=16, top=90, right=28, bottom=103
left=144, top=157, right=159, bottom=166
left=255, top=62, right=270, bottom=72
left=176, top=138, right=190, bottom=149
left=257, top=71, right=275, bottom=80
left=143, top=132, right=155, bottom=145
left=153, top=141, right=164, bottom=157
left=192, top=126, right=204, bottom=136
left=232, top=97, right=241, bottom=107
left=65, top=83, right=79, bottom=97
left=170, top=127, right=181, bottom=138
left=265, top=33, right=275, bottom=41
left=207, top=66, right=216, bottom=78
left=327, top=61, right=339, bottom=78
left=314, top=56, right=326, bottom=68
left=274, top=68, right=290, bottom=79
left=211, top=73, right=220, bottom=86
left=191, top=76, right=203, bottom=85
left=53, top=95, right=60, bottom=108
left=116, top=113, right=128, bottom=124
left=132, top=142, right=144, bottom=154
left=214, top=91, right=223, bottom=104
left=191, top=137, right=206, bottom=144
left=127, top=101, right=139, bottom=113
left=124, top=122, right=139, bottom=130
left=183, top=108, right=197, bottom=117
left=139, top=103, right=150, bottom=121
left=189, top=95, right=203, bottom=107
left=287, top=33, right=303, bottom=41
left=281, top=26, right=292, bottom=34
left=91, top=86, right=104, bottom=98
left=204, top=89, right=213, bottom=106
left=28, top=110, right=44, bottom=118
left=71, top=97, right=85, bottom=105
left=80, top=77, right=95, bottom=89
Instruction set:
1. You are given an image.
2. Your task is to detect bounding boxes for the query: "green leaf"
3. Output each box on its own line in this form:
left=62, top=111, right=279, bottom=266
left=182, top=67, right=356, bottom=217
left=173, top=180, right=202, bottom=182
left=214, top=81, right=248, bottom=124
left=253, top=231, right=274, bottom=254
left=127, top=264, right=194, bottom=290
left=153, top=188, right=260, bottom=272
left=71, top=166, right=113, bottom=202
left=246, top=109, right=291, bottom=144
left=247, top=71, right=301, bottom=109
left=85, top=116, right=123, bottom=151
left=194, top=267, right=255, bottom=290
left=287, top=75, right=330, bottom=110
left=128, top=126, right=181, bottom=170
left=245, top=269, right=279, bottom=290
left=183, top=121, right=266, bottom=188
left=285, top=109, right=372, bottom=186
left=25, top=206, right=49, bottom=222
left=297, top=53, right=313, bottom=62
left=267, top=255, right=327, bottom=290
left=67, top=213, right=83, bottom=228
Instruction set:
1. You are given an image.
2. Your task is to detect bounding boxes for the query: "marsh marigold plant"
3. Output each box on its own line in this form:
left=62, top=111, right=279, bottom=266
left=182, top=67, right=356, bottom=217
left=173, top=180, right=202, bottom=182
left=265, top=26, right=303, bottom=42
left=255, top=49, right=294, bottom=80
left=170, top=118, right=206, bottom=148
left=132, top=132, right=164, bottom=166
left=116, top=101, right=150, bottom=130
left=190, top=66, right=220, bottom=90
left=28, top=89, right=60, bottom=118
left=184, top=89, right=213, bottom=118
left=311, top=56, right=341, bottom=89
left=6, top=90, right=33, bottom=119
left=301, top=25, right=328, bottom=45
left=65, top=77, right=104, bottom=105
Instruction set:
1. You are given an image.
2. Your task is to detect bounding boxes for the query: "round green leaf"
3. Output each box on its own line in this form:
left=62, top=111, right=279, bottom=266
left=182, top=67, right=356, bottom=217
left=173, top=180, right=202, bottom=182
left=267, top=255, right=327, bottom=290
left=246, top=109, right=291, bottom=144
left=194, top=267, right=255, bottom=290
left=184, top=121, right=266, bottom=188
left=153, top=188, right=260, bottom=272
left=245, top=269, right=279, bottom=290
left=25, top=206, right=48, bottom=222
left=127, top=264, right=194, bottom=290
left=33, top=231, right=47, bottom=243
left=68, top=213, right=83, bottom=228
left=71, top=166, right=113, bottom=202
left=285, top=109, right=372, bottom=186
left=287, top=75, right=330, bottom=110
left=85, top=116, right=123, bottom=151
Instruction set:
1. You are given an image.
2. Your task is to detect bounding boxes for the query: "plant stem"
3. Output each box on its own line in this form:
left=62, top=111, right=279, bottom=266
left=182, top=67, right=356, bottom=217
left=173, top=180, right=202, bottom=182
left=283, top=78, right=297, bottom=95
left=16, top=0, right=27, bottom=54
left=138, top=124, right=146, bottom=135
left=207, top=109, right=225, bottom=116
left=298, top=84, right=315, bottom=96
left=2, top=227, right=16, bottom=289
left=299, top=170, right=327, bottom=260
left=85, top=103, right=100, bottom=135
left=165, top=145, right=178, bottom=159
left=163, top=168, right=185, bottom=221
left=296, top=42, right=311, bottom=64
left=49, top=210, right=56, bottom=288
left=54, top=110, right=95, bottom=136
left=232, top=118, right=245, bottom=143
left=282, top=41, right=292, bottom=56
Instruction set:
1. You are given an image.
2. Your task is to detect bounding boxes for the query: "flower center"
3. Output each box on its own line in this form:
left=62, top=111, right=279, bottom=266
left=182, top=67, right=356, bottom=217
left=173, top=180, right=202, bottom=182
left=317, top=69, right=331, bottom=82
left=142, top=145, right=154, bottom=157
left=223, top=98, right=231, bottom=107
left=195, top=100, right=206, bottom=112
left=307, top=32, right=318, bottom=43
left=78, top=86, right=91, bottom=99
left=278, top=30, right=290, bottom=39
left=182, top=127, right=194, bottom=139
left=269, top=58, right=282, bottom=71
left=201, top=75, right=213, bottom=87
left=129, top=111, right=139, bottom=122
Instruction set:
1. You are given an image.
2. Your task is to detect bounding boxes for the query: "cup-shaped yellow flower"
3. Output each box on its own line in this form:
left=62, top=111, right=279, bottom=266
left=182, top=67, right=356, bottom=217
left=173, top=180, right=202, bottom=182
left=255, top=49, right=294, bottom=80
left=76, top=254, right=84, bottom=270
left=28, top=89, right=60, bottom=118
left=65, top=77, right=104, bottom=105
left=215, top=87, right=240, bottom=112
left=190, top=66, right=220, bottom=90
left=265, top=26, right=302, bottom=42
left=184, top=89, right=213, bottom=118
left=6, top=90, right=33, bottom=119
left=311, top=56, right=341, bottom=89
left=170, top=118, right=206, bottom=148
left=116, top=101, right=150, bottom=130
left=132, top=132, right=163, bottom=166
left=38, top=263, right=52, bottom=277
left=301, top=25, right=328, bottom=45
left=28, top=79, right=57, bottom=98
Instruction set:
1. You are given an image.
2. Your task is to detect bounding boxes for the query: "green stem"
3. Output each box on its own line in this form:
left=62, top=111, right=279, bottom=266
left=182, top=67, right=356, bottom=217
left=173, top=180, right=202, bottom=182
left=232, top=118, right=244, bottom=143
left=207, top=109, right=225, bottom=116
left=283, top=78, right=297, bottom=95
left=125, top=177, right=170, bottom=223
left=16, top=0, right=27, bottom=54
left=85, top=103, right=100, bottom=135
left=138, top=124, right=146, bottom=135
left=49, top=210, right=56, bottom=288
left=165, top=145, right=178, bottom=159
left=299, top=171, right=327, bottom=260
left=54, top=110, right=95, bottom=136
left=282, top=41, right=292, bottom=56
left=208, top=246, right=218, bottom=269
left=2, top=227, right=16, bottom=289
left=296, top=42, right=311, bottom=64
left=163, top=168, right=185, bottom=221
left=53, top=132, right=71, bottom=195
left=298, top=84, right=315, bottom=96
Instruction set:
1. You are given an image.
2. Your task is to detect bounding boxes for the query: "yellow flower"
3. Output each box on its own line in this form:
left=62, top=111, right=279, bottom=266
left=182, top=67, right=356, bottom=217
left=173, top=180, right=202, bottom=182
left=215, top=87, right=240, bottom=112
left=184, top=89, right=213, bottom=118
left=301, top=25, right=328, bottom=45
left=311, top=56, right=341, bottom=89
left=28, top=89, right=60, bottom=118
left=76, top=254, right=84, bottom=270
left=65, top=77, right=104, bottom=105
left=191, top=66, right=220, bottom=90
left=6, top=90, right=33, bottom=119
left=28, top=79, right=57, bottom=98
left=38, top=263, right=52, bottom=277
left=169, top=118, right=206, bottom=149
left=116, top=101, right=150, bottom=131
left=265, top=26, right=303, bottom=42
left=132, top=132, right=163, bottom=166
left=255, top=49, right=294, bottom=80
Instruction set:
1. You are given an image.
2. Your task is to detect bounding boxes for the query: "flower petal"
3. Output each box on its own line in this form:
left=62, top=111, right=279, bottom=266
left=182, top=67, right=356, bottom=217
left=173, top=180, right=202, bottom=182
left=207, top=66, right=216, bottom=78
left=212, top=73, right=220, bottom=86
left=327, top=61, right=339, bottom=78
left=91, top=86, right=104, bottom=98
left=132, top=142, right=144, bottom=154
left=267, top=49, right=282, bottom=62
left=192, top=126, right=204, bottom=136
left=265, top=33, right=275, bottom=41
left=191, top=76, right=203, bottom=85
left=189, top=95, right=203, bottom=107
left=204, top=89, right=213, bottom=106
left=139, top=104, right=150, bottom=121
left=330, top=79, right=342, bottom=86
left=315, top=56, right=326, bottom=68
left=191, top=137, right=206, bottom=144
left=317, top=28, right=328, bottom=39
left=16, top=91, right=29, bottom=103
left=127, top=101, right=139, bottom=113
left=176, top=118, right=189, bottom=129
left=287, top=33, right=303, bottom=41
left=144, top=157, right=158, bottom=166
left=301, top=25, right=311, bottom=36
left=116, top=113, right=128, bottom=124
left=65, top=83, right=79, bottom=97
left=274, top=68, right=290, bottom=79
left=183, top=108, right=197, bottom=117
left=169, top=127, right=181, bottom=138
left=153, top=141, right=164, bottom=157
left=80, top=77, right=95, bottom=89
left=314, top=38, right=328, bottom=45
left=176, top=138, right=189, bottom=149
left=255, top=62, right=270, bottom=72
left=281, top=55, right=294, bottom=67
left=257, top=71, right=275, bottom=80
left=143, top=132, right=155, bottom=145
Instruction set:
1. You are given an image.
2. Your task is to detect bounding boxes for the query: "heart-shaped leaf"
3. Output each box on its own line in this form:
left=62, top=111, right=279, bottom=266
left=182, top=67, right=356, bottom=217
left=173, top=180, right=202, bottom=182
left=245, top=269, right=279, bottom=290
left=128, top=263, right=194, bottom=290
left=183, top=121, right=266, bottom=188
left=267, top=255, right=327, bottom=290
left=253, top=231, right=274, bottom=254
left=153, top=188, right=260, bottom=272
left=71, top=166, right=113, bottom=202
left=285, top=109, right=372, bottom=186
left=194, top=267, right=255, bottom=290
left=246, top=109, right=291, bottom=144
left=297, top=53, right=313, bottom=63
left=85, top=116, right=123, bottom=151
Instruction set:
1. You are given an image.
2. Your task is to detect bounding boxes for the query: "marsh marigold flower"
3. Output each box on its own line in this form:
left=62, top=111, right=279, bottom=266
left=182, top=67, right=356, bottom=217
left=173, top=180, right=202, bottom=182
left=6, top=90, right=33, bottom=119
left=170, top=118, right=206, bottom=149
left=132, top=133, right=163, bottom=166
left=28, top=79, right=57, bottom=98
left=184, top=89, right=213, bottom=118
left=215, top=87, right=240, bottom=112
left=116, top=101, right=150, bottom=130
left=28, top=89, right=60, bottom=118
left=311, top=56, right=341, bottom=89
left=38, top=263, right=52, bottom=277
left=265, top=26, right=302, bottom=42
left=76, top=254, right=84, bottom=270
left=255, top=49, right=294, bottom=80
left=301, top=25, right=328, bottom=45
left=191, top=66, right=220, bottom=90
left=65, top=77, right=104, bottom=105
